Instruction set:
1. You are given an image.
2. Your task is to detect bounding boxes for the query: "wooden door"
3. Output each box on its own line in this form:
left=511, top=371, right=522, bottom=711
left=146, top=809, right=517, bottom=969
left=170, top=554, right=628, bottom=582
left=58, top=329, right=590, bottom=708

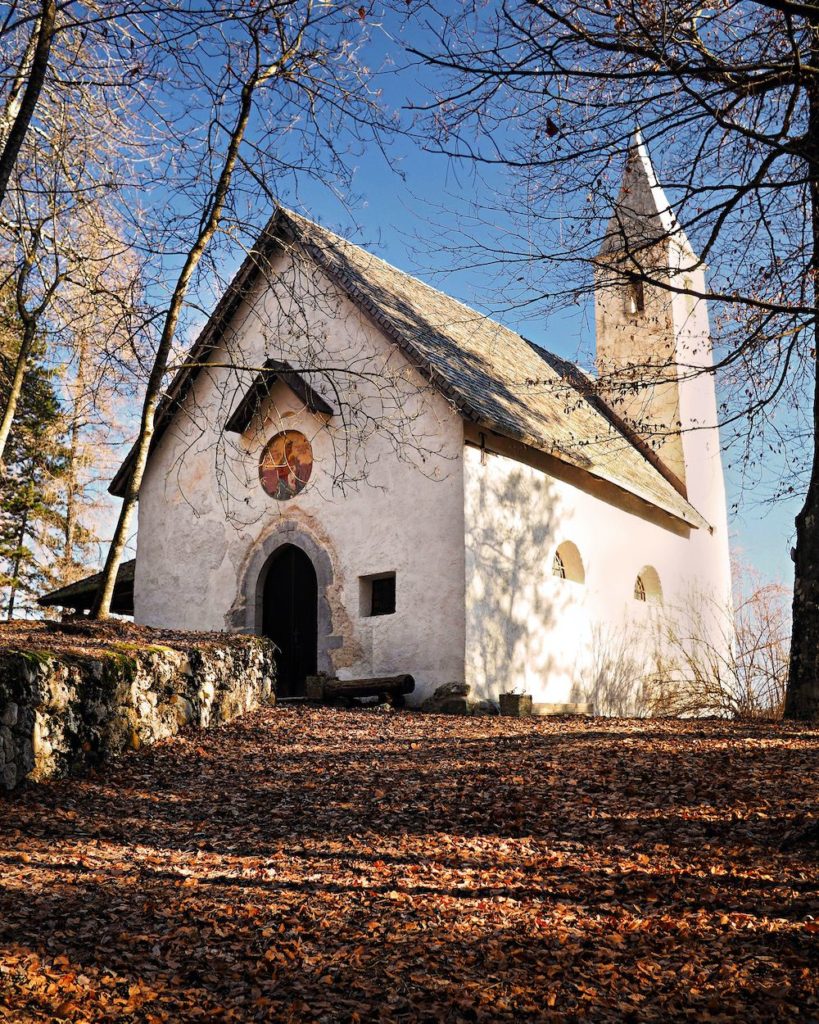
left=262, top=544, right=318, bottom=698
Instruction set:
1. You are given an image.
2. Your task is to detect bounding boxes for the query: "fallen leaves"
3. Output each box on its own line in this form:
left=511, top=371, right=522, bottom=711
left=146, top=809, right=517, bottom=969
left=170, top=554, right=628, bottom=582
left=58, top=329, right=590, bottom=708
left=0, top=710, right=817, bottom=1022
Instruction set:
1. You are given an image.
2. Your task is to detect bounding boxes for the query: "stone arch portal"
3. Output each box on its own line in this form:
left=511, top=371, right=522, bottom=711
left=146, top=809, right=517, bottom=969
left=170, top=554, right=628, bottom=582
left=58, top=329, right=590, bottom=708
left=232, top=524, right=339, bottom=694
left=262, top=545, right=317, bottom=697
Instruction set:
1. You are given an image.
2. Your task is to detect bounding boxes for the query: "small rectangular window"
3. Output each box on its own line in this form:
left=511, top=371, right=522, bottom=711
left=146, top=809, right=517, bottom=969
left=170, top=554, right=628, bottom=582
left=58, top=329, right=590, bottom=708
left=359, top=572, right=396, bottom=617
left=626, top=274, right=645, bottom=315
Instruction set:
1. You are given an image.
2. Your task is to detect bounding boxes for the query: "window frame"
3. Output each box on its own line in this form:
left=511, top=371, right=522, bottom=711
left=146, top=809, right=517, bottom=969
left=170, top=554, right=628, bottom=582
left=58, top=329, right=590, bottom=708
left=359, top=571, right=397, bottom=618
left=552, top=541, right=585, bottom=585
left=626, top=274, right=645, bottom=315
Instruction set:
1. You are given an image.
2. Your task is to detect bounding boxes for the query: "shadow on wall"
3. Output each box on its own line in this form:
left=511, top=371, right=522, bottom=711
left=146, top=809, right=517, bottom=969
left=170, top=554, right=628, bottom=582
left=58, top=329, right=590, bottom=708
left=465, top=451, right=669, bottom=710
left=465, top=463, right=577, bottom=701
left=572, top=619, right=661, bottom=717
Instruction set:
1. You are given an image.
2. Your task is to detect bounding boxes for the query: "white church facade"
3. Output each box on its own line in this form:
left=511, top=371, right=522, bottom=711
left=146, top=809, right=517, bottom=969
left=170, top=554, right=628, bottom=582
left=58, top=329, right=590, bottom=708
left=44, top=136, right=733, bottom=710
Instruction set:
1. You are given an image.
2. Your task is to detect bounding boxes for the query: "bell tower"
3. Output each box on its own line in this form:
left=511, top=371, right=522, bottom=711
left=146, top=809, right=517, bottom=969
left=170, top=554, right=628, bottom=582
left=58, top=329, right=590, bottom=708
left=594, top=131, right=725, bottom=530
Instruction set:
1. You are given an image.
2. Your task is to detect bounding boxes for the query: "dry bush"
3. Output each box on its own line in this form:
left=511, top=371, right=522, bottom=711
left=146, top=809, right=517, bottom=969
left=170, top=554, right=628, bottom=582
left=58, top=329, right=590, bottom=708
left=646, top=561, right=790, bottom=719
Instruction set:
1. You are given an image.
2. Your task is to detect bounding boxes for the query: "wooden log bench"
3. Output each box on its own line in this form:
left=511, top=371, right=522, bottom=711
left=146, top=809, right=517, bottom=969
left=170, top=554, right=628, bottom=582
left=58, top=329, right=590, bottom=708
left=305, top=674, right=414, bottom=707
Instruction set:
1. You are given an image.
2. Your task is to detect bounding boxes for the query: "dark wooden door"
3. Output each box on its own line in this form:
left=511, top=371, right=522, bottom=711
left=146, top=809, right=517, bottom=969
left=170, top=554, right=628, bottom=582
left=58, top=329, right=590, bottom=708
left=262, top=545, right=318, bottom=698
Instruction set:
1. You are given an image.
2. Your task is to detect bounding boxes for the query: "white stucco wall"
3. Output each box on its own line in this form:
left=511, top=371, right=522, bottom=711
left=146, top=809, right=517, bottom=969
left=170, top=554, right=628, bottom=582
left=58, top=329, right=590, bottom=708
left=133, top=226, right=732, bottom=713
left=134, top=249, right=466, bottom=702
left=463, top=432, right=733, bottom=713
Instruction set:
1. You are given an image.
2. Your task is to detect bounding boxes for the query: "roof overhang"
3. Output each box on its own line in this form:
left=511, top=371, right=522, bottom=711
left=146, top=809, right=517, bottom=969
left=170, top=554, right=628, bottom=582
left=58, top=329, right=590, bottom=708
left=38, top=560, right=136, bottom=616
left=224, top=358, right=334, bottom=434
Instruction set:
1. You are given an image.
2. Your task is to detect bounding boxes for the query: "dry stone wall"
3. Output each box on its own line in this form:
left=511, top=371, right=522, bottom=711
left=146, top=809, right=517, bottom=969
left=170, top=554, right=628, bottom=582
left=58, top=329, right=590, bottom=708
left=0, top=633, right=275, bottom=791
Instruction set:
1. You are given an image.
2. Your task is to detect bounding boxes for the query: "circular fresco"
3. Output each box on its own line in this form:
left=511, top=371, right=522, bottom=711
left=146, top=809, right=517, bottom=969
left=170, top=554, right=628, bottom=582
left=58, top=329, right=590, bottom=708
left=259, top=430, right=313, bottom=500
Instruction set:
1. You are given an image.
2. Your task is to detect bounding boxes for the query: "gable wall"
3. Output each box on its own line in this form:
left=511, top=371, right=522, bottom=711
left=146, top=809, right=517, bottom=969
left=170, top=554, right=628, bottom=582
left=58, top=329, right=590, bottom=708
left=135, top=248, right=467, bottom=699
left=463, top=432, right=733, bottom=712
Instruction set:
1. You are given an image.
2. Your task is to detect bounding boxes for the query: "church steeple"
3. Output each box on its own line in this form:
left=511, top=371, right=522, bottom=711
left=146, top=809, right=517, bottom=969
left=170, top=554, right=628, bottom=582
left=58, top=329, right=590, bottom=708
left=599, top=129, right=693, bottom=263
left=594, top=131, right=724, bottom=525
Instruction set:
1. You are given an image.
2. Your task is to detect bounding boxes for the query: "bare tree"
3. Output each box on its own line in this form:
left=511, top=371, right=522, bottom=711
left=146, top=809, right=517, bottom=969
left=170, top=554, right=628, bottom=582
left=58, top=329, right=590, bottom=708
left=0, top=0, right=56, bottom=209
left=406, top=0, right=819, bottom=719
left=55, top=273, right=142, bottom=585
left=0, top=68, right=141, bottom=469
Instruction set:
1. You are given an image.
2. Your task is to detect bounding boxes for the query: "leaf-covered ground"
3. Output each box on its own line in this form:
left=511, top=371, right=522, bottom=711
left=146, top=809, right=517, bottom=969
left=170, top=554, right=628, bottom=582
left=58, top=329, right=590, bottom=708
left=0, top=618, right=262, bottom=659
left=1, top=709, right=817, bottom=1022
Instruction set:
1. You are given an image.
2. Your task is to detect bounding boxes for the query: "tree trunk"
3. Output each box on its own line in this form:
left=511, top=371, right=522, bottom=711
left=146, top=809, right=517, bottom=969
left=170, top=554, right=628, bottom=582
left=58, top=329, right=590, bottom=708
left=61, top=407, right=80, bottom=579
left=784, top=36, right=819, bottom=721
left=0, top=319, right=37, bottom=469
left=0, top=0, right=57, bottom=210
left=6, top=508, right=28, bottom=621
left=90, top=73, right=260, bottom=619
left=59, top=332, right=88, bottom=582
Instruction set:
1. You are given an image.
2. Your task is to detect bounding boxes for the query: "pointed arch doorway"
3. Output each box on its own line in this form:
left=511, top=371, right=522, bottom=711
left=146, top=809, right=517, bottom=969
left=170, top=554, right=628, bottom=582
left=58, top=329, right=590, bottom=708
left=262, top=544, right=318, bottom=697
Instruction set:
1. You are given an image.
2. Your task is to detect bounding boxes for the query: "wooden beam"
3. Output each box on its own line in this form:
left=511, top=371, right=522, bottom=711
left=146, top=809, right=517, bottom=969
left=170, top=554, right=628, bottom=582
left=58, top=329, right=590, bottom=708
left=305, top=674, right=414, bottom=702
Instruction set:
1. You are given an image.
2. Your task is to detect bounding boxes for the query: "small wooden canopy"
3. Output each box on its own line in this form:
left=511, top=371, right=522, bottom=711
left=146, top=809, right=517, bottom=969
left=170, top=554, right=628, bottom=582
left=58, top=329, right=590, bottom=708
left=38, top=559, right=136, bottom=616
left=224, top=358, right=334, bottom=434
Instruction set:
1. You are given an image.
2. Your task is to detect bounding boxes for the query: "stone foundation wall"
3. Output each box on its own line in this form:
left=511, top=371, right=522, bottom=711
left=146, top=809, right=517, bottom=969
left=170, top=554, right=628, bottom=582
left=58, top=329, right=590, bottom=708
left=0, top=634, right=276, bottom=791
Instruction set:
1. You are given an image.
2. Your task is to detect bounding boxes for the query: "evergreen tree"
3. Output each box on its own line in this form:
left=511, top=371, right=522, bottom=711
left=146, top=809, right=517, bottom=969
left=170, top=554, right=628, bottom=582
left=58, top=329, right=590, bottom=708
left=0, top=304, right=68, bottom=619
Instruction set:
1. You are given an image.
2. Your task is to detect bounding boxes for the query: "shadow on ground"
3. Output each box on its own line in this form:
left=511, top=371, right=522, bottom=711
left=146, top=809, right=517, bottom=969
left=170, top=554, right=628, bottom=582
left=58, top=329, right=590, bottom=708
left=1, top=708, right=816, bottom=1022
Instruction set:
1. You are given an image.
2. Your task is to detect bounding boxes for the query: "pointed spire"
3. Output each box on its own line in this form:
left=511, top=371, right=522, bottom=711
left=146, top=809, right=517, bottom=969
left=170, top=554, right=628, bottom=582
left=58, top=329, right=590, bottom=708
left=599, top=129, right=692, bottom=259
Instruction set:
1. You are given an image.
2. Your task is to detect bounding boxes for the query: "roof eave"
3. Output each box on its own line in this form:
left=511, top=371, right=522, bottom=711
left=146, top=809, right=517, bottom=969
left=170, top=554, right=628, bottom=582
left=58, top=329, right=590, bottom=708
left=473, top=415, right=706, bottom=530
left=38, top=559, right=136, bottom=614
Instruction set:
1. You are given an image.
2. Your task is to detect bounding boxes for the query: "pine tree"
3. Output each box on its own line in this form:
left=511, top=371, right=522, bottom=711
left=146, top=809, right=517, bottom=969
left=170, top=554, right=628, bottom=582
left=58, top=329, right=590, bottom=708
left=0, top=303, right=68, bottom=619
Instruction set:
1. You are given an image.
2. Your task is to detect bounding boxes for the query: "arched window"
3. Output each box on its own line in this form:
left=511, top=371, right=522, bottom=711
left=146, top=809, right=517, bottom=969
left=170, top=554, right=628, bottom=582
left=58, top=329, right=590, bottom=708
left=552, top=541, right=585, bottom=584
left=634, top=566, right=662, bottom=603
left=626, top=274, right=645, bottom=315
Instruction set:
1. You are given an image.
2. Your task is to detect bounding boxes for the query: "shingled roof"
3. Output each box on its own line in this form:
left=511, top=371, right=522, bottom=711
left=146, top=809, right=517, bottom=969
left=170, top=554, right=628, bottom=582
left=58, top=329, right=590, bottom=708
left=110, top=207, right=707, bottom=529
left=38, top=559, right=136, bottom=615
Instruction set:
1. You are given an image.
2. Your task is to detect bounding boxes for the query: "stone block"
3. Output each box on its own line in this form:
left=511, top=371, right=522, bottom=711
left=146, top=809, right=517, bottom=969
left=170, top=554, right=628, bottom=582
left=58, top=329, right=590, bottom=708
left=422, top=694, right=471, bottom=715
left=305, top=674, right=331, bottom=700
left=470, top=699, right=500, bottom=716
left=170, top=694, right=195, bottom=726
left=499, top=693, right=533, bottom=717
left=0, top=726, right=13, bottom=761
left=20, top=739, right=34, bottom=770
left=433, top=681, right=470, bottom=698
left=0, top=702, right=18, bottom=727
left=531, top=702, right=595, bottom=716
left=32, top=719, right=42, bottom=754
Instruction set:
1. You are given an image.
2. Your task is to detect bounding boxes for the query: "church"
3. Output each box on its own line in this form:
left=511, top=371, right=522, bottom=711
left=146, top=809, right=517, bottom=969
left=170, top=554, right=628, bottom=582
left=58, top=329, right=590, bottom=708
left=42, top=135, right=732, bottom=711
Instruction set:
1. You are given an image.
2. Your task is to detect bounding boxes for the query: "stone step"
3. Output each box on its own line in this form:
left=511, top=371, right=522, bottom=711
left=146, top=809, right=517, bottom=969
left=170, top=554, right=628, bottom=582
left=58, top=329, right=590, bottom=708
left=531, top=702, right=595, bottom=716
